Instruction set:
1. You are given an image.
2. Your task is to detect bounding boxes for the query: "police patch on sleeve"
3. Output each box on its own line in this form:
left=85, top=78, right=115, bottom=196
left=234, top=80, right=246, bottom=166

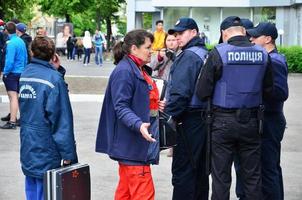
left=226, top=50, right=264, bottom=65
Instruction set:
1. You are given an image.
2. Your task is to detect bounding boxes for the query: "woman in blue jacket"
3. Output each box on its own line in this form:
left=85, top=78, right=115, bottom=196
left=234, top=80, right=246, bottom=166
left=95, top=29, right=164, bottom=200
left=19, top=36, right=78, bottom=200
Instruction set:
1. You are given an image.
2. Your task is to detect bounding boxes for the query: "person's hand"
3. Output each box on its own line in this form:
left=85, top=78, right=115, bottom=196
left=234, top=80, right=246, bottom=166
left=140, top=123, right=156, bottom=142
left=63, top=160, right=72, bottom=166
left=51, top=53, right=61, bottom=69
left=159, top=99, right=166, bottom=112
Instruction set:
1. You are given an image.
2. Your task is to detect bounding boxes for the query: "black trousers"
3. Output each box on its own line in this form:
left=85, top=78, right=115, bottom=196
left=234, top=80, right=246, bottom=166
left=211, top=113, right=261, bottom=200
left=172, top=112, right=209, bottom=200
left=261, top=113, right=286, bottom=200
left=235, top=112, right=286, bottom=200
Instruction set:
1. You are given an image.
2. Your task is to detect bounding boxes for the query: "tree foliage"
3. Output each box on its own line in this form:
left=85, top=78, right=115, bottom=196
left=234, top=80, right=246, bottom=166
left=143, top=13, right=152, bottom=30
left=0, top=0, right=126, bottom=50
left=38, top=0, right=93, bottom=22
left=0, top=0, right=36, bottom=23
left=71, top=12, right=96, bottom=36
left=37, top=0, right=125, bottom=44
left=92, top=0, right=125, bottom=49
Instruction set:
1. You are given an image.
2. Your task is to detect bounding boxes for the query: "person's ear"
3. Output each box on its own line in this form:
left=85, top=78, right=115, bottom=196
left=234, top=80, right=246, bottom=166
left=242, top=27, right=246, bottom=36
left=191, top=29, right=197, bottom=35
left=222, top=30, right=227, bottom=42
left=130, top=44, right=138, bottom=55
left=265, top=36, right=272, bottom=44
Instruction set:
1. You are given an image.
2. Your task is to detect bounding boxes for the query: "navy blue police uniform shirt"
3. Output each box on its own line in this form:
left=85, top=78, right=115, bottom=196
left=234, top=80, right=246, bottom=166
left=165, top=36, right=207, bottom=118
left=196, top=35, right=274, bottom=102
left=264, top=48, right=288, bottom=112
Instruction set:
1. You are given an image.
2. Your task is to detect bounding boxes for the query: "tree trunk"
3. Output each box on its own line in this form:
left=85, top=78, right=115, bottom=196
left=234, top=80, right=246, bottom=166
left=96, top=8, right=101, bottom=30
left=106, top=17, right=112, bottom=52
left=0, top=9, right=4, bottom=20
left=65, top=13, right=71, bottom=23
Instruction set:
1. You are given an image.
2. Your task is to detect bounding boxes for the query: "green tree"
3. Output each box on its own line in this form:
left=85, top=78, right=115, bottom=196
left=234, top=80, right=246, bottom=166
left=71, top=12, right=96, bottom=36
left=261, top=7, right=276, bottom=23
left=0, top=0, right=36, bottom=23
left=117, top=18, right=126, bottom=35
left=37, top=0, right=125, bottom=50
left=92, top=0, right=125, bottom=50
left=143, top=13, right=152, bottom=30
left=38, top=0, right=93, bottom=22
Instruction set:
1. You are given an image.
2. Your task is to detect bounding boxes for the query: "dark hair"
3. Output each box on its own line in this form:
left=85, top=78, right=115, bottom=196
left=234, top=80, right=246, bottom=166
left=156, top=20, right=164, bottom=25
left=10, top=18, right=20, bottom=24
left=113, top=29, right=154, bottom=65
left=63, top=24, right=72, bottom=34
left=5, top=22, right=16, bottom=34
left=163, top=33, right=174, bottom=48
left=63, top=23, right=71, bottom=30
left=31, top=36, right=55, bottom=61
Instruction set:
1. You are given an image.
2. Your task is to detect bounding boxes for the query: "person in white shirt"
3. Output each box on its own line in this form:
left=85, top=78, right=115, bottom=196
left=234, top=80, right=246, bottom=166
left=83, top=31, right=92, bottom=66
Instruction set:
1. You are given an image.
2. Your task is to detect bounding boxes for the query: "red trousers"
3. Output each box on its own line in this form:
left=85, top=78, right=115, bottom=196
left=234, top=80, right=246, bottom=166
left=115, top=164, right=155, bottom=200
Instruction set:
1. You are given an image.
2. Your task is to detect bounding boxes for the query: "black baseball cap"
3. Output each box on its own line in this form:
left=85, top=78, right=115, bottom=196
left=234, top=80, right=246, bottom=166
left=247, top=22, right=278, bottom=40
left=168, top=17, right=199, bottom=34
left=241, top=18, right=254, bottom=29
left=219, top=16, right=243, bottom=43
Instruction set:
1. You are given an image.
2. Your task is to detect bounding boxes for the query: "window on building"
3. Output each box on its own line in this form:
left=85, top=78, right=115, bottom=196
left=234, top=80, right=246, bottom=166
left=163, top=8, right=190, bottom=30
left=143, top=12, right=153, bottom=31
left=253, top=7, right=276, bottom=24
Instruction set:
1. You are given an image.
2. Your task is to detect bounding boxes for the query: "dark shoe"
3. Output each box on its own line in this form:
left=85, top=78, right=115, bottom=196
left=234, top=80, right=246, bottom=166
left=1, top=121, right=17, bottom=129
left=1, top=113, right=10, bottom=121
left=16, top=119, right=20, bottom=127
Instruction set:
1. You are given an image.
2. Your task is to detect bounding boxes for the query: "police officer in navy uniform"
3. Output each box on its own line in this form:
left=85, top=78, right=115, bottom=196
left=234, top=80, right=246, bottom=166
left=233, top=18, right=255, bottom=200
left=247, top=22, right=289, bottom=200
left=196, top=16, right=273, bottom=200
left=165, top=17, right=209, bottom=200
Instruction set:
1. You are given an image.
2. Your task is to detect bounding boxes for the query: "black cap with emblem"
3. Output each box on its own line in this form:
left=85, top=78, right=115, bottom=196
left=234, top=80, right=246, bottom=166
left=168, top=17, right=199, bottom=35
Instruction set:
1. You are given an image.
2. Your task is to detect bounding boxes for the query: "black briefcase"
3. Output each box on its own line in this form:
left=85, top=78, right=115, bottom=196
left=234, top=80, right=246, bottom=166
left=44, top=163, right=91, bottom=200
left=159, top=112, right=177, bottom=150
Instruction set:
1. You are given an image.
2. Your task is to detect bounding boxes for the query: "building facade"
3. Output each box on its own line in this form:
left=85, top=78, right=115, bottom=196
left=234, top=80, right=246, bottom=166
left=127, top=0, right=302, bottom=46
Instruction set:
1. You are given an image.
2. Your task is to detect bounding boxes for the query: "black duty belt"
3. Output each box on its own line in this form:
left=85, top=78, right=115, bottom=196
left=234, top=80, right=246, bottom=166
left=213, top=111, right=257, bottom=118
left=178, top=110, right=206, bottom=122
left=213, top=107, right=258, bottom=113
left=213, top=109, right=258, bottom=119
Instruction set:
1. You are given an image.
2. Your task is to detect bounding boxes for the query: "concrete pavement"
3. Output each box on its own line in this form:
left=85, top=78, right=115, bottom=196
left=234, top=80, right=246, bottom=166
left=0, top=58, right=301, bottom=199
left=0, top=56, right=113, bottom=96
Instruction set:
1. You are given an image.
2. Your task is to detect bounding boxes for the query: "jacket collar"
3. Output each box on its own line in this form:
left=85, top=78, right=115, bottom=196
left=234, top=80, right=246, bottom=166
left=31, top=58, right=56, bottom=70
left=182, top=36, right=205, bottom=50
left=124, top=56, right=145, bottom=80
left=8, top=33, right=17, bottom=39
left=269, top=48, right=278, bottom=54
left=128, top=54, right=145, bottom=67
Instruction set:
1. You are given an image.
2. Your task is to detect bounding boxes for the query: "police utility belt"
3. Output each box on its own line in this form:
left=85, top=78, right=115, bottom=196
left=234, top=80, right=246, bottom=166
left=212, top=106, right=264, bottom=124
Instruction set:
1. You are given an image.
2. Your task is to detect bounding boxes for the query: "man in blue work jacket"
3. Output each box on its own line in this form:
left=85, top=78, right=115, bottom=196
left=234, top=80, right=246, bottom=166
left=247, top=22, right=288, bottom=200
left=165, top=17, right=209, bottom=200
left=196, top=16, right=274, bottom=200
